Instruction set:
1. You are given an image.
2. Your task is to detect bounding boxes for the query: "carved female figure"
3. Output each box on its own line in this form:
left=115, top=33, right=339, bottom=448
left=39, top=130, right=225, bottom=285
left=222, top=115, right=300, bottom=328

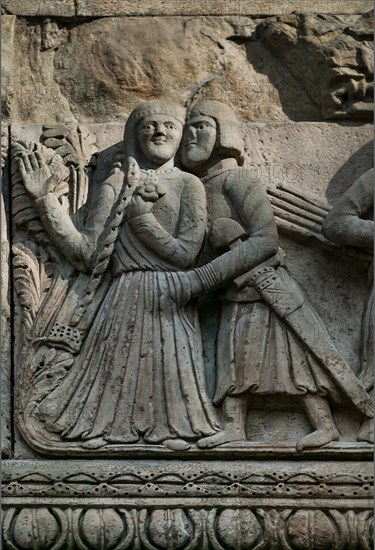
left=17, top=100, right=220, bottom=451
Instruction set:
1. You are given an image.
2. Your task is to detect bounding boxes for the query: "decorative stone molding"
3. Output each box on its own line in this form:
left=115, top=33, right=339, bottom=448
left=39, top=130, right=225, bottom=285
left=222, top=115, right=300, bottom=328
left=1, top=460, right=372, bottom=502
left=2, top=460, right=373, bottom=549
left=2, top=506, right=373, bottom=550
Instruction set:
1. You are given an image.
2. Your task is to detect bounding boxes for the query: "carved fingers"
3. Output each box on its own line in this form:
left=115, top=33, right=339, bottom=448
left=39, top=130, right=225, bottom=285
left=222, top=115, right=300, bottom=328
left=127, top=194, right=155, bottom=218
left=17, top=148, right=70, bottom=200
left=134, top=181, right=167, bottom=202
left=17, top=150, right=53, bottom=200
left=127, top=181, right=167, bottom=219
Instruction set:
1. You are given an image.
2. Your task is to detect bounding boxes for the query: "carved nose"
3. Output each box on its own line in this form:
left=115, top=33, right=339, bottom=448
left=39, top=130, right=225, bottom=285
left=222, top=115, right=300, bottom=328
left=154, top=124, right=166, bottom=136
left=186, top=126, right=196, bottom=140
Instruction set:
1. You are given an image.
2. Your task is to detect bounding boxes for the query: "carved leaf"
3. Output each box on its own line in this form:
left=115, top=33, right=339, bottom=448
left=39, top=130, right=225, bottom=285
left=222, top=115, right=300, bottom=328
left=12, top=241, right=53, bottom=329
left=1, top=125, right=8, bottom=168
left=3, top=507, right=68, bottom=550
left=41, top=123, right=98, bottom=168
left=27, top=348, right=74, bottom=412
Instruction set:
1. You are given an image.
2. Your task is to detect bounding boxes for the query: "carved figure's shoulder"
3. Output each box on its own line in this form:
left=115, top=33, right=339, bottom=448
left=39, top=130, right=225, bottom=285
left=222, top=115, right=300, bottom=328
left=178, top=170, right=206, bottom=197
left=223, top=167, right=266, bottom=199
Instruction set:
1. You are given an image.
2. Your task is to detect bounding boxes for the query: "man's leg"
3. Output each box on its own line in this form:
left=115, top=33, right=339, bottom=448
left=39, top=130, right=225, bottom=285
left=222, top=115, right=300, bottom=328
left=296, top=394, right=339, bottom=451
left=197, top=395, right=247, bottom=448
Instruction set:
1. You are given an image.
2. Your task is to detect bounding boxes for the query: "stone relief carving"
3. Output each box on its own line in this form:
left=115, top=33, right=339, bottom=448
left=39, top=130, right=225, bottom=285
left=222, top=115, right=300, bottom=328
left=3, top=505, right=373, bottom=550
left=258, top=11, right=374, bottom=120
left=13, top=101, right=221, bottom=452
left=2, top=458, right=373, bottom=548
left=1, top=125, right=12, bottom=457
left=9, top=12, right=374, bottom=125
left=181, top=101, right=373, bottom=451
left=41, top=18, right=68, bottom=51
left=322, top=168, right=374, bottom=444
left=11, top=99, right=373, bottom=455
left=2, top=2, right=374, bottom=547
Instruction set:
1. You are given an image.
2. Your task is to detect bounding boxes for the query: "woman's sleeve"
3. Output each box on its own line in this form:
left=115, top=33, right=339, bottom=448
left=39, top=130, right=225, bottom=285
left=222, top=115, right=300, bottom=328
left=128, top=176, right=207, bottom=269
left=34, top=183, right=116, bottom=272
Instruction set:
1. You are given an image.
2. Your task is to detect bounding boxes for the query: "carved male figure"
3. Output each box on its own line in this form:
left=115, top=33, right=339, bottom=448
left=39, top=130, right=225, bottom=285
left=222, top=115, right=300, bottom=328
left=181, top=100, right=373, bottom=450
left=322, top=168, right=374, bottom=443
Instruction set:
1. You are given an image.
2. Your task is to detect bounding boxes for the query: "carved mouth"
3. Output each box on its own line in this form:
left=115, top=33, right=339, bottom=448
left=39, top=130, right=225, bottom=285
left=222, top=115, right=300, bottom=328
left=152, top=138, right=167, bottom=145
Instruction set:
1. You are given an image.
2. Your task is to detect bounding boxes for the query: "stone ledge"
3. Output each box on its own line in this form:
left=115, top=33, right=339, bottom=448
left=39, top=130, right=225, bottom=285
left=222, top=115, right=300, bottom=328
left=2, top=459, right=373, bottom=549
left=77, top=0, right=373, bottom=17
left=2, top=0, right=75, bottom=17
left=2, top=459, right=373, bottom=501
left=3, top=0, right=372, bottom=17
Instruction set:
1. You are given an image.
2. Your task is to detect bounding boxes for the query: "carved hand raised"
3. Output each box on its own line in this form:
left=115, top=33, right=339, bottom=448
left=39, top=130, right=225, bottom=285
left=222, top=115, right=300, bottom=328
left=17, top=150, right=67, bottom=200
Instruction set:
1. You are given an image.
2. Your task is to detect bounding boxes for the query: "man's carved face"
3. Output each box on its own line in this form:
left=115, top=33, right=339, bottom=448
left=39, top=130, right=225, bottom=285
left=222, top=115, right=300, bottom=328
left=181, top=115, right=217, bottom=169
left=137, top=115, right=183, bottom=166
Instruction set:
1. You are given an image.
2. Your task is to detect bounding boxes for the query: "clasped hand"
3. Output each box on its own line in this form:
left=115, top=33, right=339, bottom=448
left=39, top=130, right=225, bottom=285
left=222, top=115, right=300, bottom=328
left=127, top=180, right=167, bottom=219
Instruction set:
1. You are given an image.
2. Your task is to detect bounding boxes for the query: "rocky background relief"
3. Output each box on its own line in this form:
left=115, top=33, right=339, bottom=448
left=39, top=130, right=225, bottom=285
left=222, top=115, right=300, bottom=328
left=1, top=1, right=373, bottom=548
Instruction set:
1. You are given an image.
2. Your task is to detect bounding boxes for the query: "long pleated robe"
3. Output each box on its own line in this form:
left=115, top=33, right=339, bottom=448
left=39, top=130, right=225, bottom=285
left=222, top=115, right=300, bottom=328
left=38, top=169, right=219, bottom=444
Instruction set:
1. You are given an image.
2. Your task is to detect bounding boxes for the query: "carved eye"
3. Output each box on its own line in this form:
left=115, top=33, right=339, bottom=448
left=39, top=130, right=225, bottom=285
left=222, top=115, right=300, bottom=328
left=144, top=123, right=155, bottom=131
left=198, top=123, right=209, bottom=130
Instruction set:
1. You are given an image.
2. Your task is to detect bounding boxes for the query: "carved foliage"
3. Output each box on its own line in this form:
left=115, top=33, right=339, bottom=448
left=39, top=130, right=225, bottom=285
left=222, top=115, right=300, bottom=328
left=41, top=123, right=97, bottom=169
left=12, top=241, right=53, bottom=330
left=2, top=507, right=373, bottom=550
left=11, top=123, right=98, bottom=347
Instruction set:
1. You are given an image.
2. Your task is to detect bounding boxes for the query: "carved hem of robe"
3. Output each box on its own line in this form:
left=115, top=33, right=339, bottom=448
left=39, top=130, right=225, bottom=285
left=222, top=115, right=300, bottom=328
left=214, top=300, right=342, bottom=404
left=39, top=270, right=219, bottom=443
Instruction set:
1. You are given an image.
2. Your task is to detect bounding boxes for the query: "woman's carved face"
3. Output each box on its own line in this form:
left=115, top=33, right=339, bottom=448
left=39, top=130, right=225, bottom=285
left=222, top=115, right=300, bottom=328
left=181, top=115, right=217, bottom=169
left=137, top=114, right=183, bottom=166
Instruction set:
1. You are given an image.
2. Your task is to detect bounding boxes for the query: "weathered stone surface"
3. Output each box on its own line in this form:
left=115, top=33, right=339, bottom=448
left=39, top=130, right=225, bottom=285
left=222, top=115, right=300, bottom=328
left=10, top=117, right=373, bottom=457
left=75, top=0, right=373, bottom=17
left=2, top=5, right=374, bottom=547
left=258, top=11, right=374, bottom=120
left=9, top=12, right=373, bottom=124
left=2, top=0, right=75, bottom=17
left=1, top=126, right=12, bottom=458
left=9, top=16, right=321, bottom=123
left=2, top=0, right=372, bottom=16
left=2, top=460, right=373, bottom=548
left=11, top=18, right=73, bottom=123
left=1, top=16, right=16, bottom=121
left=241, top=122, right=373, bottom=201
